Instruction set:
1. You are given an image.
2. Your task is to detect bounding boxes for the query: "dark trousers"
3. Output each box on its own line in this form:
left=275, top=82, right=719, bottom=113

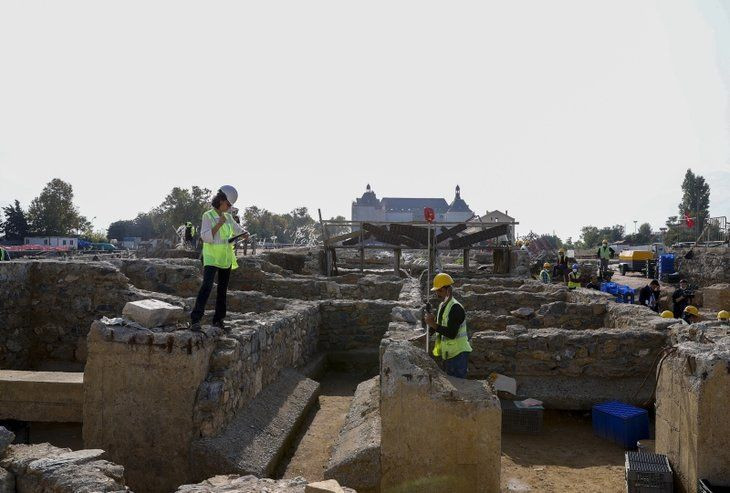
left=191, top=266, right=231, bottom=324
left=444, top=351, right=469, bottom=379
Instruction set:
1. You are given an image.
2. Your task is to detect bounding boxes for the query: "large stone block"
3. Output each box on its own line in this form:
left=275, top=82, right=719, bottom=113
left=655, top=337, right=730, bottom=492
left=0, top=427, right=14, bottom=456
left=325, top=376, right=381, bottom=493
left=122, top=299, right=184, bottom=328
left=702, top=283, right=730, bottom=312
left=83, top=319, right=219, bottom=493
left=0, top=371, right=83, bottom=422
left=380, top=340, right=501, bottom=493
left=0, top=467, right=13, bottom=493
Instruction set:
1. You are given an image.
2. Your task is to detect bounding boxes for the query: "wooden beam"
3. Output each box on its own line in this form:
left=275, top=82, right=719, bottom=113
left=436, top=223, right=467, bottom=244
left=449, top=224, right=510, bottom=249
left=362, top=223, right=421, bottom=248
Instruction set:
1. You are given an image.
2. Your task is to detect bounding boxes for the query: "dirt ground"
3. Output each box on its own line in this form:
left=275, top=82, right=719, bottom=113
left=500, top=411, right=626, bottom=492
left=281, top=374, right=629, bottom=492
left=278, top=371, right=366, bottom=481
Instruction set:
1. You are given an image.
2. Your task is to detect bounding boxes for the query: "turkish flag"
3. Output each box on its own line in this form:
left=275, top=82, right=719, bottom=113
left=685, top=213, right=695, bottom=229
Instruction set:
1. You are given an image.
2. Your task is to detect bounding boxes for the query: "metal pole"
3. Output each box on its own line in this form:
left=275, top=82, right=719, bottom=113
left=426, top=222, right=431, bottom=355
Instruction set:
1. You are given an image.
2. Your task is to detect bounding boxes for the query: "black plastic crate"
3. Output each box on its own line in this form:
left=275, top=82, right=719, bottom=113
left=699, top=479, right=730, bottom=493
left=625, top=451, right=673, bottom=493
left=500, top=400, right=543, bottom=434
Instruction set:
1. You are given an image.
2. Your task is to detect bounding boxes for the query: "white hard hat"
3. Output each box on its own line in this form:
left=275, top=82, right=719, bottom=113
left=219, top=185, right=238, bottom=205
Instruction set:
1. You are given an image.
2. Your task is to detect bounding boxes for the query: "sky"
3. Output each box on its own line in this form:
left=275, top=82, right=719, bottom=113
left=1, top=0, right=729, bottom=241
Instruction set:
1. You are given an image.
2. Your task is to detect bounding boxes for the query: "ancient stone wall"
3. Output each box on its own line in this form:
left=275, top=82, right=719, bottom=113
left=1, top=439, right=130, bottom=492
left=193, top=304, right=321, bottom=438
left=0, top=260, right=137, bottom=369
left=325, top=376, right=381, bottom=493
left=655, top=335, right=730, bottom=493
left=675, top=247, right=730, bottom=287
left=318, top=300, right=398, bottom=352
left=459, top=290, right=567, bottom=314
left=83, top=320, right=219, bottom=493
left=380, top=340, right=501, bottom=493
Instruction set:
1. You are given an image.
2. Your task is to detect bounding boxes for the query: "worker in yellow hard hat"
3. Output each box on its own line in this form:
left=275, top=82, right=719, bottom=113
left=660, top=310, right=674, bottom=319
left=717, top=310, right=730, bottom=323
left=554, top=248, right=569, bottom=283
left=596, top=239, right=615, bottom=280
left=423, top=273, right=472, bottom=378
left=515, top=240, right=523, bottom=248
left=682, top=305, right=700, bottom=325
left=539, top=263, right=552, bottom=284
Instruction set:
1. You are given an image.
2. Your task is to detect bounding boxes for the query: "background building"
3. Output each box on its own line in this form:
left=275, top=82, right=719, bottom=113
left=24, top=236, right=78, bottom=249
left=352, top=184, right=474, bottom=224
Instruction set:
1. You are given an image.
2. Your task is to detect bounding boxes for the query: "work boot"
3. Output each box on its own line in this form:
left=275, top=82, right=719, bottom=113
left=212, top=320, right=228, bottom=332
left=190, top=321, right=203, bottom=332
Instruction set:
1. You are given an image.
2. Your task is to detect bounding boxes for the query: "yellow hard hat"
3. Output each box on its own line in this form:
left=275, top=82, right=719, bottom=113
left=516, top=240, right=523, bottom=247
left=524, top=241, right=530, bottom=246
left=718, top=310, right=730, bottom=321
left=660, top=310, right=674, bottom=319
left=543, top=262, right=551, bottom=269
left=558, top=248, right=565, bottom=254
left=431, top=273, right=455, bottom=291
left=684, top=305, right=699, bottom=317
left=602, top=239, right=608, bottom=245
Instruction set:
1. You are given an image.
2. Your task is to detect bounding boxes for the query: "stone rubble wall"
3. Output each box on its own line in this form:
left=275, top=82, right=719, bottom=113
left=655, top=335, right=730, bottom=493
left=318, top=300, right=398, bottom=353
left=193, top=303, right=321, bottom=438
left=0, top=260, right=139, bottom=368
left=1, top=440, right=130, bottom=493
left=468, top=301, right=607, bottom=332
left=675, top=247, right=730, bottom=287
left=459, top=290, right=567, bottom=315
left=176, top=475, right=355, bottom=493
left=469, top=327, right=669, bottom=380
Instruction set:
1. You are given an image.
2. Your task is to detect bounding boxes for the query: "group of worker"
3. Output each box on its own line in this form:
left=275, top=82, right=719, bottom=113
left=538, top=257, right=581, bottom=289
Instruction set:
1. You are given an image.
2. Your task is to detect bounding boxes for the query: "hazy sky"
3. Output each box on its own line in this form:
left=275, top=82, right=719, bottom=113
left=1, top=0, right=728, bottom=240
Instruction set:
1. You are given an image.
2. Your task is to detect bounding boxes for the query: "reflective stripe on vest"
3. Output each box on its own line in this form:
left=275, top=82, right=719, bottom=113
left=202, top=209, right=238, bottom=270
left=599, top=246, right=611, bottom=259
left=431, top=297, right=472, bottom=360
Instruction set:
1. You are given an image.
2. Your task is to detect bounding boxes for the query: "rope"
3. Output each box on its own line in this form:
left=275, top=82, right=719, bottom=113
left=633, top=346, right=678, bottom=407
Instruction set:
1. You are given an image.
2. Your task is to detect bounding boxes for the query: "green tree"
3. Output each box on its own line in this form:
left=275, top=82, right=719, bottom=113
left=579, top=226, right=600, bottom=248
left=152, top=186, right=212, bottom=238
left=1, top=200, right=30, bottom=241
left=107, top=213, right=157, bottom=240
left=27, top=179, right=89, bottom=235
left=678, top=168, right=711, bottom=236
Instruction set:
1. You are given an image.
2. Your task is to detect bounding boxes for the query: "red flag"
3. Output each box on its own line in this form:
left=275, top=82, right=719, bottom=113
left=685, top=213, right=695, bottom=229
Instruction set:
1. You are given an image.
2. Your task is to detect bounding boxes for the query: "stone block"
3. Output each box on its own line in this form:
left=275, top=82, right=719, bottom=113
left=0, top=371, right=84, bottom=423
left=702, top=283, right=730, bottom=312
left=655, top=337, right=730, bottom=493
left=325, top=376, right=380, bottom=493
left=306, top=479, right=346, bottom=493
left=0, top=468, right=13, bottom=493
left=0, top=427, right=14, bottom=456
left=380, top=340, right=501, bottom=493
left=122, top=299, right=184, bottom=328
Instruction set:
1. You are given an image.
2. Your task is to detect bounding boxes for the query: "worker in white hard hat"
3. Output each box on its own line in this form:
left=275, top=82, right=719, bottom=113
left=191, top=186, right=248, bottom=331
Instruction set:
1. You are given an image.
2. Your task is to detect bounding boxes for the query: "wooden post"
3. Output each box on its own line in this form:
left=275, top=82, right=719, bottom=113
left=318, top=209, right=331, bottom=277
left=394, top=248, right=401, bottom=275
left=463, top=249, right=470, bottom=274
left=359, top=224, right=364, bottom=273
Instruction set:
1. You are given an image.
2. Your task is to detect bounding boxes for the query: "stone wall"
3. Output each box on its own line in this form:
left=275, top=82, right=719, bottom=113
left=459, top=290, right=566, bottom=315
left=468, top=302, right=607, bottom=332
left=176, top=475, right=355, bottom=493
left=469, top=326, right=669, bottom=408
left=655, top=335, right=730, bottom=493
left=675, top=247, right=730, bottom=287
left=112, top=258, right=203, bottom=296
left=319, top=300, right=398, bottom=352
left=193, top=304, right=321, bottom=438
left=0, top=260, right=138, bottom=369
left=1, top=440, right=130, bottom=492
left=83, top=320, right=219, bottom=493
left=380, top=340, right=501, bottom=492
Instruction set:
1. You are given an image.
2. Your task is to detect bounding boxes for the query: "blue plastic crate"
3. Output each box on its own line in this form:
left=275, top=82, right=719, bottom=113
left=592, top=401, right=650, bottom=449
left=600, top=282, right=608, bottom=292
left=606, top=282, right=618, bottom=295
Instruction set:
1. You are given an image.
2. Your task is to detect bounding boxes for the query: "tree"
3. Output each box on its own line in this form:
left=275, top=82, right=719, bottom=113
left=152, top=186, right=212, bottom=238
left=27, top=179, right=89, bottom=236
left=1, top=200, right=30, bottom=241
left=579, top=226, right=600, bottom=248
left=107, top=213, right=157, bottom=240
left=678, top=168, right=711, bottom=236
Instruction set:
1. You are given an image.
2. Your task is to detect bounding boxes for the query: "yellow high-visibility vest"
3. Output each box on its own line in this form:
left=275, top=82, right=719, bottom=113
left=432, top=297, right=472, bottom=360
left=201, top=209, right=238, bottom=270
